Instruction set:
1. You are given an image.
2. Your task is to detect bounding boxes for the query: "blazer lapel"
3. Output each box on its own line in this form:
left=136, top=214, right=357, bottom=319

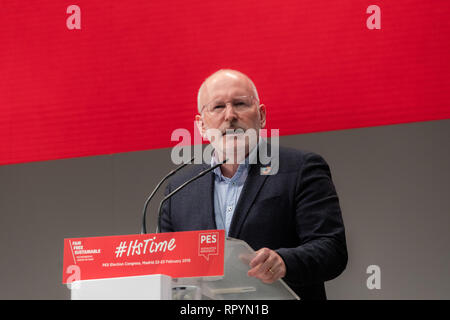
left=195, top=163, right=217, bottom=230
left=228, top=163, right=269, bottom=238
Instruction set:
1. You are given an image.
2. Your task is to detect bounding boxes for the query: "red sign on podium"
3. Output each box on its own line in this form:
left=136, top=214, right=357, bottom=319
left=62, top=230, right=224, bottom=284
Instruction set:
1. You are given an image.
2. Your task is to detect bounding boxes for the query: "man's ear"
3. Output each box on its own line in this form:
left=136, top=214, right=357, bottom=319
left=195, top=114, right=206, bottom=138
left=259, top=104, right=266, bottom=129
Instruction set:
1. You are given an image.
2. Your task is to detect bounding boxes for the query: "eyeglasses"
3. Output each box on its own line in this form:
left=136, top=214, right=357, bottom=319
left=201, top=96, right=258, bottom=115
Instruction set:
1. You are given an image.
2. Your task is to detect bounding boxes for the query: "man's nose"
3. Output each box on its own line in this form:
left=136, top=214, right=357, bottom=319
left=223, top=103, right=238, bottom=121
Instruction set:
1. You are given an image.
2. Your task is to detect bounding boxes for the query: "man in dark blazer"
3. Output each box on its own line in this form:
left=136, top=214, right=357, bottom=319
left=160, top=69, right=347, bottom=300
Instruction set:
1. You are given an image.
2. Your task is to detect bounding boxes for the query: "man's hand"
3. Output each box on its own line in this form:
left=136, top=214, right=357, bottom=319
left=247, top=248, right=286, bottom=284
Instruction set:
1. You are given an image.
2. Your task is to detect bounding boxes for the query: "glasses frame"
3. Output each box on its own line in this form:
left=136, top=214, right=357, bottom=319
left=200, top=95, right=259, bottom=115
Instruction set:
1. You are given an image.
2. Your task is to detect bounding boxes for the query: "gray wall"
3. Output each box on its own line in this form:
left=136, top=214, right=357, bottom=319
left=0, top=119, right=449, bottom=299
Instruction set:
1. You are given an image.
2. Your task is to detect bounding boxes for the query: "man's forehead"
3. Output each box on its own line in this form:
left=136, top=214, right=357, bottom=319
left=200, top=72, right=254, bottom=101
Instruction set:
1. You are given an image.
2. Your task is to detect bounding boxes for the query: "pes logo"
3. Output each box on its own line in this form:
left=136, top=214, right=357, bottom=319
left=198, top=231, right=219, bottom=261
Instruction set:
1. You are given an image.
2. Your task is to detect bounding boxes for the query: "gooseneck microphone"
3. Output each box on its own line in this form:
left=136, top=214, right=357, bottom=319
left=156, top=158, right=228, bottom=233
left=141, top=157, right=195, bottom=234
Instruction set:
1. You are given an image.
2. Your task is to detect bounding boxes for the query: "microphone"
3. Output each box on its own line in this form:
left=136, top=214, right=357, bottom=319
left=141, top=157, right=195, bottom=234
left=156, top=158, right=228, bottom=233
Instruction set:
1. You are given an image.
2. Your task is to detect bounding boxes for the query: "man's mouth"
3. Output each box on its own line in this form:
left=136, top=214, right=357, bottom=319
left=222, top=128, right=245, bottom=136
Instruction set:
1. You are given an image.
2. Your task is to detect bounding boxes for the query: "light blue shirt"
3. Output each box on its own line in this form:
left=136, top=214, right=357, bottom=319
left=211, top=145, right=259, bottom=237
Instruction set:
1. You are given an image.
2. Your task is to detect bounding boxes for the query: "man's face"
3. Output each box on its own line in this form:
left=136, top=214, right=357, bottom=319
left=196, top=71, right=266, bottom=163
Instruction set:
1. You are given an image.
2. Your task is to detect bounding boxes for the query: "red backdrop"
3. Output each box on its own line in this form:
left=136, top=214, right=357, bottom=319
left=1, top=0, right=449, bottom=165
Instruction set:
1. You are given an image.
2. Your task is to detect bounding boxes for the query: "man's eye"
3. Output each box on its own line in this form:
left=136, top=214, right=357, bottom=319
left=233, top=101, right=248, bottom=107
left=213, top=104, right=225, bottom=109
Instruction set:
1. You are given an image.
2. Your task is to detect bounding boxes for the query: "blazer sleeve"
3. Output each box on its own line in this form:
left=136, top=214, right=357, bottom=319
left=275, top=152, right=348, bottom=286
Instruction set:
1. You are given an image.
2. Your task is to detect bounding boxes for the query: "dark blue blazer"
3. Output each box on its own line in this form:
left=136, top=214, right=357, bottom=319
left=160, top=145, right=348, bottom=300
